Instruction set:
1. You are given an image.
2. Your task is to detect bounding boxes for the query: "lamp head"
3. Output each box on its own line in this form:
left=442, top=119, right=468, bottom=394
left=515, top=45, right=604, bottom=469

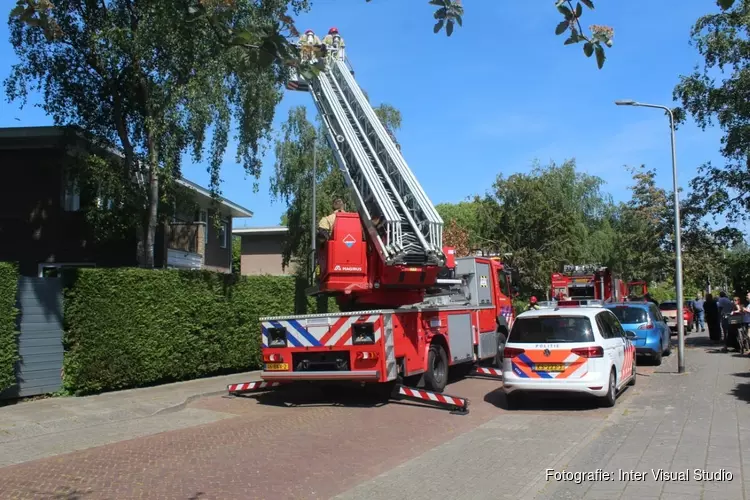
left=615, top=100, right=637, bottom=106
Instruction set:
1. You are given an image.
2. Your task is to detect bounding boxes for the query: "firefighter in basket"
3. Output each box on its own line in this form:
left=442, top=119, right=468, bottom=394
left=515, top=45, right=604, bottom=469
left=299, top=29, right=321, bottom=63
left=528, top=296, right=541, bottom=311
left=322, top=27, right=345, bottom=62
left=317, top=198, right=345, bottom=244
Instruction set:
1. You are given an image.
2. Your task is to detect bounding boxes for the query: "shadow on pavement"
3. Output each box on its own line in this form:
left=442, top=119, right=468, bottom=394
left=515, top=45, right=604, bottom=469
left=731, top=382, right=750, bottom=404
left=685, top=335, right=720, bottom=348
left=238, top=383, right=391, bottom=409
left=483, top=388, right=616, bottom=412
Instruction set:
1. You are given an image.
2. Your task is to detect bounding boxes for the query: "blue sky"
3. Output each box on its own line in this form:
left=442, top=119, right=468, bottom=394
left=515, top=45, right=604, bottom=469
left=0, top=0, right=738, bottom=232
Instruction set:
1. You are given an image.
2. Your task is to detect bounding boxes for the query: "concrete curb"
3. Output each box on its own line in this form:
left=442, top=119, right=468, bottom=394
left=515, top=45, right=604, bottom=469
left=152, top=389, right=230, bottom=416
left=150, top=370, right=262, bottom=417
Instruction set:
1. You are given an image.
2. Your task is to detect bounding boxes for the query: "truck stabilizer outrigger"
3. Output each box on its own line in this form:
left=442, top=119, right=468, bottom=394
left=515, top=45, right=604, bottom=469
left=226, top=379, right=477, bottom=415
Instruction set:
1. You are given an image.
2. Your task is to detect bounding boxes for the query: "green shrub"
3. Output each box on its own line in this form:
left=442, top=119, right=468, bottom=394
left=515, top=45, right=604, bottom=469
left=647, top=280, right=700, bottom=304
left=63, top=269, right=307, bottom=395
left=0, top=262, right=19, bottom=392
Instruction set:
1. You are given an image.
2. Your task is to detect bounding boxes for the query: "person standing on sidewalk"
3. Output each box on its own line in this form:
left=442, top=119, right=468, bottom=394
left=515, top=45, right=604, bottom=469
left=717, top=291, right=734, bottom=341
left=704, top=293, right=721, bottom=341
left=722, top=296, right=745, bottom=352
left=693, top=293, right=705, bottom=333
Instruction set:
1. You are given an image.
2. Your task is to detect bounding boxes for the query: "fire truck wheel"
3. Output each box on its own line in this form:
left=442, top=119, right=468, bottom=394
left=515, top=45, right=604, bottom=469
left=424, top=344, right=449, bottom=392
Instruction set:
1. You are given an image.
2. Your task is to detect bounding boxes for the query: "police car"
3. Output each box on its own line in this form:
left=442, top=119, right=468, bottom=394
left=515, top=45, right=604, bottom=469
left=501, top=300, right=636, bottom=409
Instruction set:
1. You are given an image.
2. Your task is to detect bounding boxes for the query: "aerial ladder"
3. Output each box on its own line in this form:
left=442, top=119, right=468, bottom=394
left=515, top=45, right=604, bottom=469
left=287, top=41, right=445, bottom=272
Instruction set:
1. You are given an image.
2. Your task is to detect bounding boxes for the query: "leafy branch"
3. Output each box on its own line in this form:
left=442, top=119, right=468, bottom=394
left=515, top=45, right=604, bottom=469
left=418, top=0, right=738, bottom=69
left=553, top=1, right=612, bottom=69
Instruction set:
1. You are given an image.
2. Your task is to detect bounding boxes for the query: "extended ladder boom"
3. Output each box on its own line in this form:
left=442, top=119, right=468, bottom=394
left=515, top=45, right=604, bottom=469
left=289, top=45, right=444, bottom=267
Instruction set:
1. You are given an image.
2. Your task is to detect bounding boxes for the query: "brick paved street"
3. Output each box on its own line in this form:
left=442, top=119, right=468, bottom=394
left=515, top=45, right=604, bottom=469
left=0, top=333, right=744, bottom=500
left=0, top=368, right=622, bottom=500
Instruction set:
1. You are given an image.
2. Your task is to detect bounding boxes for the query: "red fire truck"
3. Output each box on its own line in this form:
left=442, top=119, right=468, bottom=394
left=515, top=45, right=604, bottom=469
left=227, top=44, right=515, bottom=414
left=550, top=265, right=628, bottom=302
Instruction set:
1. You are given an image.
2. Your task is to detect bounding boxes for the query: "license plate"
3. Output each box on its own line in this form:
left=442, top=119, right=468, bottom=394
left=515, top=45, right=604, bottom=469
left=265, top=363, right=288, bottom=371
left=534, top=363, right=565, bottom=372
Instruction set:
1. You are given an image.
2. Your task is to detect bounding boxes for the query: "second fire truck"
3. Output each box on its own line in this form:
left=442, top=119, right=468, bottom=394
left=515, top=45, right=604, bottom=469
left=550, top=265, right=629, bottom=302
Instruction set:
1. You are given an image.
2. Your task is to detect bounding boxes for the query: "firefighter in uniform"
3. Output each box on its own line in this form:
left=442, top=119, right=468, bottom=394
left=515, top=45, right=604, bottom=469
left=317, top=198, right=345, bottom=243
left=314, top=199, right=345, bottom=279
left=528, top=296, right=541, bottom=311
left=322, top=27, right=345, bottom=62
left=299, top=29, right=321, bottom=63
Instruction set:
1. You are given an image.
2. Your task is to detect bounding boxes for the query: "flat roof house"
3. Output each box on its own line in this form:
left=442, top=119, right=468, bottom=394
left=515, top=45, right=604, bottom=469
left=233, top=226, right=291, bottom=276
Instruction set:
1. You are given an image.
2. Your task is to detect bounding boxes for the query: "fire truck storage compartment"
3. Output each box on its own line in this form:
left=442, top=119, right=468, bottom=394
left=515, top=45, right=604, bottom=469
left=478, top=330, right=498, bottom=359
left=447, top=313, right=474, bottom=363
left=292, top=351, right=351, bottom=371
left=455, top=258, right=492, bottom=306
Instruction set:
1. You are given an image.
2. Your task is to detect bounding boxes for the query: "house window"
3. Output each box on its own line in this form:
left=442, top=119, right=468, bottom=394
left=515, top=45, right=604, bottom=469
left=62, top=177, right=80, bottom=212
left=219, top=221, right=228, bottom=248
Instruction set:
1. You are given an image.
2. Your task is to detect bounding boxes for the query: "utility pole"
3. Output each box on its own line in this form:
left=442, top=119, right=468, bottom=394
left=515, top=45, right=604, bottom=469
left=310, top=139, right=317, bottom=283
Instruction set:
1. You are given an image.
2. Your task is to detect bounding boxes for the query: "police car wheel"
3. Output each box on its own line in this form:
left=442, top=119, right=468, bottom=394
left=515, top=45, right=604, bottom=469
left=599, top=369, right=617, bottom=408
left=653, top=348, right=662, bottom=366
left=505, top=392, right=521, bottom=410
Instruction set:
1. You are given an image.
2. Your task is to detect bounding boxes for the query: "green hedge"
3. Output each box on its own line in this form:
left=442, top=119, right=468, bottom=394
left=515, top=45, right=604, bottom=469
left=0, top=262, right=19, bottom=393
left=63, top=268, right=333, bottom=395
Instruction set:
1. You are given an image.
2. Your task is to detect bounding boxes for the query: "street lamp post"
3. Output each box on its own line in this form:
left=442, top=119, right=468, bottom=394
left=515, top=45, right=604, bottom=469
left=310, top=139, right=317, bottom=283
left=615, top=100, right=685, bottom=374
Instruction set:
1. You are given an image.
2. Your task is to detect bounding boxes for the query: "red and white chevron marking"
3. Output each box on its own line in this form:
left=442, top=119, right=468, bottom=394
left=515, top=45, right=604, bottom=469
left=262, top=314, right=381, bottom=348
left=227, top=381, right=283, bottom=393
left=397, top=386, right=467, bottom=408
left=474, top=367, right=503, bottom=377
left=321, top=314, right=381, bottom=346
left=621, top=344, right=636, bottom=380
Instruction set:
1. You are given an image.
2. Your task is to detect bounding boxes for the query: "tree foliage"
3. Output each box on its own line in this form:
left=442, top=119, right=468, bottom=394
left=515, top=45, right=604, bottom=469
left=465, top=160, right=614, bottom=292
left=435, top=161, right=745, bottom=299
left=6, top=0, right=309, bottom=266
left=673, top=0, right=750, bottom=226
left=435, top=201, right=481, bottom=252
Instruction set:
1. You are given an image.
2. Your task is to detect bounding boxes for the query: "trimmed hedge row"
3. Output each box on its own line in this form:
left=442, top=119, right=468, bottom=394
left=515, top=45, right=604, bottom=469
left=63, top=268, right=336, bottom=395
left=0, top=262, right=19, bottom=392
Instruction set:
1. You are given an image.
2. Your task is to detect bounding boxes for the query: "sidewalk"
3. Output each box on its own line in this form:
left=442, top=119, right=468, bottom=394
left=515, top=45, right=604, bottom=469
left=334, top=334, right=750, bottom=500
left=534, top=334, right=750, bottom=500
left=0, top=370, right=260, bottom=466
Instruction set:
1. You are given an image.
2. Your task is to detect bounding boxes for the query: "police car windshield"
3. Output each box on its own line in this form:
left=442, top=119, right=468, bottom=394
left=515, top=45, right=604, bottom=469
left=508, top=316, right=594, bottom=343
left=608, top=306, right=649, bottom=324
